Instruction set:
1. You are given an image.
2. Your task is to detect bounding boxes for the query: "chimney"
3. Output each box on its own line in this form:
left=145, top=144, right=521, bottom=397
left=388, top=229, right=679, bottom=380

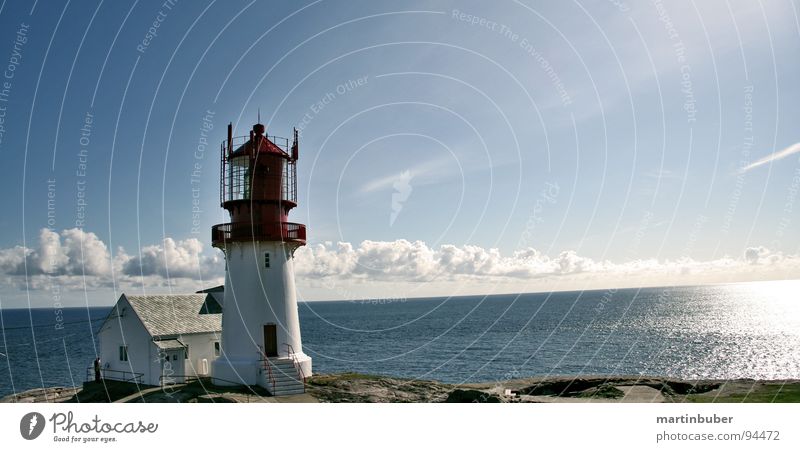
left=227, top=123, right=232, bottom=155
left=291, top=128, right=299, bottom=161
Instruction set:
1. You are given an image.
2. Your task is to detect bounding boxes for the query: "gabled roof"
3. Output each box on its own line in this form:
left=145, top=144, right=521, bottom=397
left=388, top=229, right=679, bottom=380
left=196, top=285, right=224, bottom=293
left=122, top=294, right=221, bottom=337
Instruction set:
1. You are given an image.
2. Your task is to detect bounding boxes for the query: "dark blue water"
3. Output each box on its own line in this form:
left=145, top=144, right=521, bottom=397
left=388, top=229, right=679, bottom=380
left=2, top=282, right=799, bottom=397
left=0, top=307, right=106, bottom=397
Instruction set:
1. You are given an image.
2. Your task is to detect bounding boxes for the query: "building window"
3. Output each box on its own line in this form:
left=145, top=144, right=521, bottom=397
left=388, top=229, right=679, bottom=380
left=264, top=252, right=270, bottom=268
left=184, top=345, right=189, bottom=360
left=119, top=345, right=128, bottom=362
left=214, top=342, right=221, bottom=357
left=173, top=354, right=178, bottom=361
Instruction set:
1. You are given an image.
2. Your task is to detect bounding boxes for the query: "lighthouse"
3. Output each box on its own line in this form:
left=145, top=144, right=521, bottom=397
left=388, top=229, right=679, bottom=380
left=210, top=118, right=311, bottom=393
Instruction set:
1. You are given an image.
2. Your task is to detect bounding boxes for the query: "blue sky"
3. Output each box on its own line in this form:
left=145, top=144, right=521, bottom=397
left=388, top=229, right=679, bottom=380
left=0, top=0, right=799, bottom=307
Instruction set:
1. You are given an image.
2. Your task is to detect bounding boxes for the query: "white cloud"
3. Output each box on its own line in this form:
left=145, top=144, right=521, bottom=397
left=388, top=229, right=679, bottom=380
left=740, top=143, right=800, bottom=173
left=0, top=228, right=114, bottom=277
left=38, top=228, right=69, bottom=273
left=0, top=245, right=32, bottom=276
left=123, top=237, right=221, bottom=279
left=59, top=228, right=114, bottom=276
left=294, top=242, right=358, bottom=277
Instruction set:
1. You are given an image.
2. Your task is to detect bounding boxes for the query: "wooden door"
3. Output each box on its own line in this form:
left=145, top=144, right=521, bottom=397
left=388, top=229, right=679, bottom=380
left=263, top=324, right=278, bottom=357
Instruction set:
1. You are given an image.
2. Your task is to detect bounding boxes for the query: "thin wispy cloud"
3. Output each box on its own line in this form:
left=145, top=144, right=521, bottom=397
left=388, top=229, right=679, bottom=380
left=644, top=169, right=681, bottom=180
left=358, top=155, right=455, bottom=194
left=739, top=143, right=800, bottom=173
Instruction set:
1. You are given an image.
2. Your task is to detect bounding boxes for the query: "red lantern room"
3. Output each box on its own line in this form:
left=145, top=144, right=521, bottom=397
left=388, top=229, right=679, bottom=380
left=211, top=121, right=306, bottom=248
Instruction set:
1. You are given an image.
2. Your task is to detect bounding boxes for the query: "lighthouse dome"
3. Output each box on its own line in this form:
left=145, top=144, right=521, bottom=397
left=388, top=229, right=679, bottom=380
left=229, top=123, right=289, bottom=158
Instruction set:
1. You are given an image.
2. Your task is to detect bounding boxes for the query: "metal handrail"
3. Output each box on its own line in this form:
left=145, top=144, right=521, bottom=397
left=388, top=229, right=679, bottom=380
left=283, top=343, right=306, bottom=384
left=86, top=367, right=144, bottom=384
left=226, top=135, right=290, bottom=153
left=211, top=221, right=306, bottom=247
left=258, top=353, right=277, bottom=394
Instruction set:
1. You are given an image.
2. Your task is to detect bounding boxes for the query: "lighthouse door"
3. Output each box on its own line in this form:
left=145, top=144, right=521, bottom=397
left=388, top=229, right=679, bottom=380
left=263, top=324, right=278, bottom=357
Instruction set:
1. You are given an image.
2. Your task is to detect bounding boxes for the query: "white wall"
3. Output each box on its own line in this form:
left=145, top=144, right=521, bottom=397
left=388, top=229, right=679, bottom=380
left=213, top=240, right=312, bottom=385
left=97, top=296, right=155, bottom=385
left=154, top=345, right=185, bottom=385
left=178, top=332, right=221, bottom=377
left=220, top=241, right=305, bottom=359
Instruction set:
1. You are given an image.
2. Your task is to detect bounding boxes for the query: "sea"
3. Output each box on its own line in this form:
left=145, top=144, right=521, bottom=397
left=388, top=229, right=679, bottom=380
left=2, top=281, right=799, bottom=397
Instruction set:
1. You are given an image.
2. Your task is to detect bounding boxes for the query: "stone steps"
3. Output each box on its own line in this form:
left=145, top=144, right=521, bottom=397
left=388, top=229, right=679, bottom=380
left=264, top=358, right=305, bottom=396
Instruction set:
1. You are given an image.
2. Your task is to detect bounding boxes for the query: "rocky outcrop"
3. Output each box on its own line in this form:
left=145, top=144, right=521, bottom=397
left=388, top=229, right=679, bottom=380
left=0, top=386, right=79, bottom=403
left=3, top=374, right=798, bottom=403
left=444, top=389, right=502, bottom=403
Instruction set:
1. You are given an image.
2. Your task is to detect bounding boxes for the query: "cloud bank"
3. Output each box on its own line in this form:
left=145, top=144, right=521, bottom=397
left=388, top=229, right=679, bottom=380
left=0, top=228, right=223, bottom=294
left=293, top=239, right=799, bottom=283
left=1, top=229, right=798, bottom=304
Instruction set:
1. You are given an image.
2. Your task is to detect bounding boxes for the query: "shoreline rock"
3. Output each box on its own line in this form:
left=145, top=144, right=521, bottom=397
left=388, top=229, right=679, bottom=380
left=0, top=386, right=80, bottom=403
left=3, top=374, right=799, bottom=403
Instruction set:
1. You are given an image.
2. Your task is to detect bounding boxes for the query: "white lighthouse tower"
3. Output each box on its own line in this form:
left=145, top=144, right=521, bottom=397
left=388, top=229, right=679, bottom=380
left=211, top=119, right=311, bottom=394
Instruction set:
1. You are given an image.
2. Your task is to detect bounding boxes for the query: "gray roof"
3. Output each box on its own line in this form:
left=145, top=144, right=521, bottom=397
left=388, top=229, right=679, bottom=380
left=153, top=339, right=186, bottom=350
left=199, top=292, right=223, bottom=314
left=124, top=294, right=222, bottom=336
left=196, top=285, right=224, bottom=293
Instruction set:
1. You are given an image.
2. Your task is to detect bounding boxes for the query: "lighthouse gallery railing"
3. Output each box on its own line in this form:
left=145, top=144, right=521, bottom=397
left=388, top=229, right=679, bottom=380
left=211, top=221, right=306, bottom=247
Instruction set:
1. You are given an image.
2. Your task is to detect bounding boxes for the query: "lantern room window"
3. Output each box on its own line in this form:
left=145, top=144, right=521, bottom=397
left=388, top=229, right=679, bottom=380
left=220, top=135, right=297, bottom=205
left=227, top=155, right=250, bottom=202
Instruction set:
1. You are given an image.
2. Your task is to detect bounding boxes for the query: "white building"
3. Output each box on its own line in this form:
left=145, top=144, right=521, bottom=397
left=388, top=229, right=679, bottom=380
left=96, top=290, right=223, bottom=386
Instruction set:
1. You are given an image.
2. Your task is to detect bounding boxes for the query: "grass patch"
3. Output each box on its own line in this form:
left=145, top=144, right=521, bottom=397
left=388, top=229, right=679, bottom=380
left=574, top=384, right=625, bottom=399
left=307, top=373, right=384, bottom=386
left=686, top=384, right=800, bottom=403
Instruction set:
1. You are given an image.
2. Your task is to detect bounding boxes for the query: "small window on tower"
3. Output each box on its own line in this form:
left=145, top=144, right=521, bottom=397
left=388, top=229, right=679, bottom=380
left=214, top=342, right=221, bottom=357
left=265, top=252, right=270, bottom=268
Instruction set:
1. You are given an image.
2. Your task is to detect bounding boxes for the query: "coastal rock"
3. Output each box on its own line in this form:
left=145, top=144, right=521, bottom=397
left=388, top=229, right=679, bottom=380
left=444, top=389, right=501, bottom=403
left=4, top=374, right=798, bottom=403
left=0, top=386, right=79, bottom=403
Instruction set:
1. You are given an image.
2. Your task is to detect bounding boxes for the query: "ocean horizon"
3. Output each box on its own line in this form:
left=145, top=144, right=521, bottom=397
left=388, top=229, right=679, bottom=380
left=2, top=280, right=799, bottom=398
